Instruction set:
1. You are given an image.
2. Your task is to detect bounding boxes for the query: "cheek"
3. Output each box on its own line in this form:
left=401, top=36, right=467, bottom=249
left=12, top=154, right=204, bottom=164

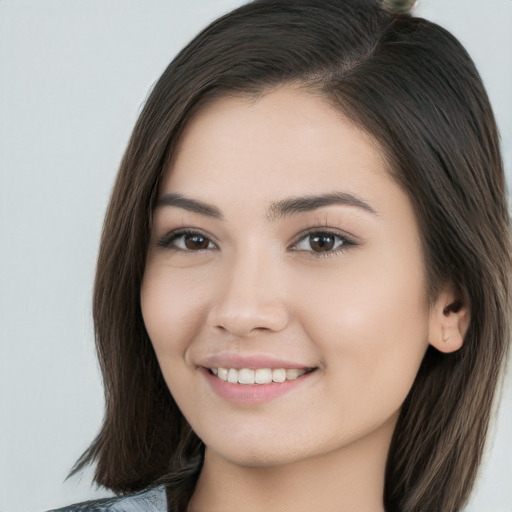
left=293, top=249, right=429, bottom=399
left=140, top=263, right=211, bottom=360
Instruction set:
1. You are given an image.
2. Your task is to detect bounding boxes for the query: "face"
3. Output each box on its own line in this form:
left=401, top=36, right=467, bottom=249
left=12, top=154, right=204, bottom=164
left=141, top=87, right=432, bottom=468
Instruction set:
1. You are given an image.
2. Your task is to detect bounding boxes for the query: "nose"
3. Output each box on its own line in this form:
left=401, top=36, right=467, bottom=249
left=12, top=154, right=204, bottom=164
left=207, top=247, right=290, bottom=338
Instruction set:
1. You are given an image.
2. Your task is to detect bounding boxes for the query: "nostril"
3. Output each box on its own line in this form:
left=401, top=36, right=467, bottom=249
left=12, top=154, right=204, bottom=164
left=209, top=305, right=289, bottom=337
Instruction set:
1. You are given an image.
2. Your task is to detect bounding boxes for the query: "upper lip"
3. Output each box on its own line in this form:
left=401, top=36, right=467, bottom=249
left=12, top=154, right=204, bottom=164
left=200, top=352, right=313, bottom=370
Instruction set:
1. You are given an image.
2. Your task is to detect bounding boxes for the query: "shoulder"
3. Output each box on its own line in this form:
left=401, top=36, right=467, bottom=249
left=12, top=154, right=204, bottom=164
left=46, top=486, right=167, bottom=512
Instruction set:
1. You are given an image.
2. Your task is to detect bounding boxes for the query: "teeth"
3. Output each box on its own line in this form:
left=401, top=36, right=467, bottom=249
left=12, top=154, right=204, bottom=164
left=227, top=368, right=238, bottom=384
left=212, top=367, right=307, bottom=385
left=238, top=368, right=255, bottom=384
left=286, top=368, right=301, bottom=380
left=255, top=368, right=272, bottom=384
left=272, top=368, right=286, bottom=383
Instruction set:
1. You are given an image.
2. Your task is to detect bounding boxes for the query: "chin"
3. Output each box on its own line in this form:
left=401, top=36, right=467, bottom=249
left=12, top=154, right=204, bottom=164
left=198, top=410, right=400, bottom=472
left=206, top=442, right=313, bottom=468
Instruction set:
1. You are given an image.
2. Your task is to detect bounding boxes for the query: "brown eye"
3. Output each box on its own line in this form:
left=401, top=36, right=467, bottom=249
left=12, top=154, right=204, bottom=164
left=158, top=231, right=216, bottom=251
left=293, top=231, right=351, bottom=254
left=309, top=234, right=336, bottom=252
left=184, top=234, right=211, bottom=250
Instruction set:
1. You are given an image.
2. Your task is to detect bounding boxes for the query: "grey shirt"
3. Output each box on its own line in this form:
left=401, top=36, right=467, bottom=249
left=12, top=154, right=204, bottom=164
left=47, top=486, right=167, bottom=512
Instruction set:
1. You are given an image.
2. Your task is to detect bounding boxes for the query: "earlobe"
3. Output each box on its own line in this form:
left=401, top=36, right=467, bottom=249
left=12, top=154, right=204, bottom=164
left=428, top=287, right=470, bottom=354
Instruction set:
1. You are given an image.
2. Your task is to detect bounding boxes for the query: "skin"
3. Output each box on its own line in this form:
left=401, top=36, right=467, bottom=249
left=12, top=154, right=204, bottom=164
left=140, top=87, right=467, bottom=512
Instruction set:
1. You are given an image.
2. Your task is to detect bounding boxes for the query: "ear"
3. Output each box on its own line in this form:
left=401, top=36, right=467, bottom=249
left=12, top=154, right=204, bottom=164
left=428, top=284, right=470, bottom=354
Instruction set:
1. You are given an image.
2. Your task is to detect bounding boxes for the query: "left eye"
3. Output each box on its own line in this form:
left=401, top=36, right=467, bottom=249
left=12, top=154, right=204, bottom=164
left=293, top=232, right=347, bottom=253
left=159, top=232, right=216, bottom=251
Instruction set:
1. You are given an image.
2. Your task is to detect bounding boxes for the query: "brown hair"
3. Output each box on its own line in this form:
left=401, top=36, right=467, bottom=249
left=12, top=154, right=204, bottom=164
left=72, top=1, right=511, bottom=510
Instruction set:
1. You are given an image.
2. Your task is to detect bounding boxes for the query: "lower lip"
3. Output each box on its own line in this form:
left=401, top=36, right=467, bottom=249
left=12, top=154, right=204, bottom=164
left=202, top=368, right=315, bottom=404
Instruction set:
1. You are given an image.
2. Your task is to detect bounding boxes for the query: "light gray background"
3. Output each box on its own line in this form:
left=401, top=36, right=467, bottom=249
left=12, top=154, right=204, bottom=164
left=1, top=1, right=511, bottom=511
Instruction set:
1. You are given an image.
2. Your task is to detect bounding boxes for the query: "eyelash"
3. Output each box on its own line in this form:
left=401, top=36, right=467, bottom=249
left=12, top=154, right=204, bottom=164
left=157, top=228, right=357, bottom=257
left=290, top=228, right=356, bottom=258
left=157, top=229, right=217, bottom=252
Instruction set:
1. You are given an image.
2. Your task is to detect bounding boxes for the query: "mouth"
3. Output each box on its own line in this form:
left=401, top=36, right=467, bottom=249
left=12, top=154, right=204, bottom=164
left=208, top=367, right=315, bottom=385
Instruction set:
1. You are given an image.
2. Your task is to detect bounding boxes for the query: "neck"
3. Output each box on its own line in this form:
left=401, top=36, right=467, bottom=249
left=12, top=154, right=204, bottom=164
left=188, top=413, right=396, bottom=512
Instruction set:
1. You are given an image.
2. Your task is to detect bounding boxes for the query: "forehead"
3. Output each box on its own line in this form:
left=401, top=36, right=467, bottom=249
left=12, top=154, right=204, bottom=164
left=160, top=87, right=400, bottom=219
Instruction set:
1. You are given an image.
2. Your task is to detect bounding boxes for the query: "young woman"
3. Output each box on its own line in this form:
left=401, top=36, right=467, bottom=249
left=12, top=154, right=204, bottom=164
left=53, top=0, right=511, bottom=510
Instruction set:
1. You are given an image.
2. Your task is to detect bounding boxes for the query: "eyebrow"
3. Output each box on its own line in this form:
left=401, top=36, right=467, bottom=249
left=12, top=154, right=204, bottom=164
left=156, top=191, right=377, bottom=220
left=156, top=193, right=223, bottom=219
left=266, top=192, right=377, bottom=220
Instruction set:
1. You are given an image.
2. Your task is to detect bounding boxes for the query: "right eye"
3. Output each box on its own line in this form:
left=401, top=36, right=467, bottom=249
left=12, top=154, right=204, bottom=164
left=158, top=231, right=217, bottom=252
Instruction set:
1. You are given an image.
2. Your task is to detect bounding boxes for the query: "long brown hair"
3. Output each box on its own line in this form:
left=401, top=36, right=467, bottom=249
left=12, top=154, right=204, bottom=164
left=72, top=1, right=511, bottom=510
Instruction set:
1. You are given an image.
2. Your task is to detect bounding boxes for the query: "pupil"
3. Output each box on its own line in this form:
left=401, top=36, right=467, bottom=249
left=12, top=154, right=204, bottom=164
left=185, top=234, right=209, bottom=250
left=310, top=234, right=335, bottom=252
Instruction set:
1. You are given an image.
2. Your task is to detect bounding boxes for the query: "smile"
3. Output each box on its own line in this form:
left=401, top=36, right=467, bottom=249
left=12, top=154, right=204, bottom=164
left=210, top=367, right=309, bottom=385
